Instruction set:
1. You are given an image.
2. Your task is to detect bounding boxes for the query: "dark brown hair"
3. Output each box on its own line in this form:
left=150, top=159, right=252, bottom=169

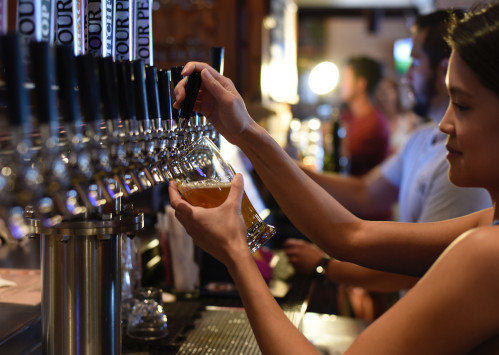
left=447, top=2, right=499, bottom=95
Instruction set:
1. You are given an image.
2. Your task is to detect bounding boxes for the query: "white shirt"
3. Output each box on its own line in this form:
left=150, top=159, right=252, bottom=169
left=381, top=122, right=491, bottom=223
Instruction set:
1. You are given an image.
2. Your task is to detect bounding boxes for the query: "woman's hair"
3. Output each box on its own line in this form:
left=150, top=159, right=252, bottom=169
left=447, top=2, right=499, bottom=96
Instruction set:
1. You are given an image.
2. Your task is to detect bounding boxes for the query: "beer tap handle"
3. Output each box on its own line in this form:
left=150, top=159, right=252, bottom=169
left=157, top=69, right=174, bottom=131
left=116, top=60, right=137, bottom=122
left=170, top=65, right=184, bottom=89
left=75, top=54, right=103, bottom=126
left=132, top=59, right=150, bottom=129
left=30, top=40, right=59, bottom=136
left=211, top=47, right=225, bottom=75
left=170, top=65, right=184, bottom=122
left=55, top=45, right=82, bottom=129
left=0, top=34, right=31, bottom=134
left=210, top=47, right=225, bottom=146
left=178, top=72, right=202, bottom=129
left=145, top=66, right=161, bottom=122
left=97, top=56, right=120, bottom=122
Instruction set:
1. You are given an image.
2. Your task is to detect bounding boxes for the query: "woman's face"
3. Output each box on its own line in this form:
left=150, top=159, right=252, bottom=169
left=439, top=51, right=499, bottom=192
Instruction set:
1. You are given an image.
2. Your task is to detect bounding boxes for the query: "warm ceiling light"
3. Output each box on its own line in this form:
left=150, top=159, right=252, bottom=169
left=308, top=61, right=339, bottom=95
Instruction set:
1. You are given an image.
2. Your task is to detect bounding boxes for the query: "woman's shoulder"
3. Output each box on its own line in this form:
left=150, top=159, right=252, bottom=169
left=451, top=224, right=499, bottom=269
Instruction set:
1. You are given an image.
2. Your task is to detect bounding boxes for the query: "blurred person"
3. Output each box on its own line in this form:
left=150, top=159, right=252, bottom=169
left=170, top=3, right=499, bottom=352
left=336, top=56, right=390, bottom=177
left=374, top=76, right=425, bottom=153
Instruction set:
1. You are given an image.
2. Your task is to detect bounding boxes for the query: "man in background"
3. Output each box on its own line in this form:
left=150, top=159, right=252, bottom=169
left=336, top=56, right=390, bottom=178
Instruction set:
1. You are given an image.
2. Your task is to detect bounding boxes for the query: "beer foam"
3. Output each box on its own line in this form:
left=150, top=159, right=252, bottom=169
left=178, top=180, right=231, bottom=191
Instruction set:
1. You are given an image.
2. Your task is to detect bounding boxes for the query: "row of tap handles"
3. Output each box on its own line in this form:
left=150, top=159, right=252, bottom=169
left=0, top=33, right=224, bottom=239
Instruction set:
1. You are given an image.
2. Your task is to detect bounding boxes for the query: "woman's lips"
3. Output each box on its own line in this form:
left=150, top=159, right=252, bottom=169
left=446, top=144, right=462, bottom=159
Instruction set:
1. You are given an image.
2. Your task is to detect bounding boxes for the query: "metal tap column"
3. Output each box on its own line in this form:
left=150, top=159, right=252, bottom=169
left=29, top=208, right=144, bottom=355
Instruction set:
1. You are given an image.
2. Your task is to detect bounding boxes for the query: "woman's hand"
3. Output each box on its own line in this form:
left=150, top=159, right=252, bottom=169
left=168, top=173, right=250, bottom=267
left=284, top=238, right=327, bottom=275
left=173, top=62, right=256, bottom=145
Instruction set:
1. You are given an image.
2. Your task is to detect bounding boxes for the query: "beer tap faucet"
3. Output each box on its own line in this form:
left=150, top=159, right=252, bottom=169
left=114, top=60, right=142, bottom=197
left=0, top=34, right=41, bottom=238
left=96, top=56, right=126, bottom=202
left=145, top=65, right=168, bottom=184
left=132, top=59, right=157, bottom=190
left=170, top=65, right=188, bottom=148
left=157, top=69, right=176, bottom=134
left=157, top=68, right=177, bottom=180
left=177, top=71, right=202, bottom=149
left=29, top=40, right=70, bottom=226
left=75, top=53, right=113, bottom=211
left=54, top=44, right=92, bottom=216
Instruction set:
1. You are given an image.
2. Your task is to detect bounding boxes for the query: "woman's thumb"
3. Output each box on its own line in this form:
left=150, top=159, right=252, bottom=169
left=228, top=173, right=245, bottom=207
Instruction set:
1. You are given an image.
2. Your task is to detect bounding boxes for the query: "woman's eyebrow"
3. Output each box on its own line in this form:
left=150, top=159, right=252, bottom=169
left=448, top=86, right=474, bottom=99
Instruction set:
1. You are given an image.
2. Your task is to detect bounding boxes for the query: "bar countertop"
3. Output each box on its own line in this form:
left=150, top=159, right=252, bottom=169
left=0, top=238, right=367, bottom=354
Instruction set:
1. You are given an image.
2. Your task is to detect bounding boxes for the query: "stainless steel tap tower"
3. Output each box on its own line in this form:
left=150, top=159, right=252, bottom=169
left=30, top=208, right=144, bottom=355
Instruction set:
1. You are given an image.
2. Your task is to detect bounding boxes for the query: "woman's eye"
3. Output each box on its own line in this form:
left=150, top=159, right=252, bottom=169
left=453, top=102, right=469, bottom=112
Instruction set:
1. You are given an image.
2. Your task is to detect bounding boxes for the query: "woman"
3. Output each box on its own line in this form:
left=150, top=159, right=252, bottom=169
left=170, top=3, right=499, bottom=353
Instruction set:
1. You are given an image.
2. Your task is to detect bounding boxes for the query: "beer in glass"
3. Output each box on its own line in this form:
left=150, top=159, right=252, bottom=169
left=170, top=136, right=276, bottom=253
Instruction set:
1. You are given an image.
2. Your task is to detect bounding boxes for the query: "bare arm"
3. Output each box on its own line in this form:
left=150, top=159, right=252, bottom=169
left=327, top=260, right=419, bottom=292
left=168, top=176, right=320, bottom=355
left=299, top=163, right=398, bottom=218
left=174, top=62, right=493, bottom=276
left=284, top=239, right=418, bottom=292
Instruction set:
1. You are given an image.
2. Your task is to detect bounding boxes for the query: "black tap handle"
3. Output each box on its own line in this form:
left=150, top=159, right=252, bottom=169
left=55, top=45, right=81, bottom=126
left=30, top=40, right=58, bottom=129
left=211, top=47, right=225, bottom=74
left=157, top=69, right=173, bottom=122
left=132, top=59, right=149, bottom=122
left=145, top=65, right=161, bottom=120
left=170, top=66, right=183, bottom=122
left=75, top=54, right=102, bottom=123
left=0, top=33, right=30, bottom=130
left=178, top=72, right=202, bottom=120
left=116, top=60, right=136, bottom=121
left=170, top=65, right=184, bottom=88
left=97, top=56, right=120, bottom=120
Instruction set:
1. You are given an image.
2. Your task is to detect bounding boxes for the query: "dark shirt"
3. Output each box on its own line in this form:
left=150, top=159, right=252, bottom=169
left=341, top=107, right=390, bottom=176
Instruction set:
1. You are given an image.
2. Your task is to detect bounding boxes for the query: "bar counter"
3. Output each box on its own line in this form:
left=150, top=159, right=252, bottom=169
left=0, top=238, right=367, bottom=354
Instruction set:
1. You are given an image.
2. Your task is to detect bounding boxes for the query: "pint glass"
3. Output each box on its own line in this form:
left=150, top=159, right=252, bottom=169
left=169, top=136, right=276, bottom=253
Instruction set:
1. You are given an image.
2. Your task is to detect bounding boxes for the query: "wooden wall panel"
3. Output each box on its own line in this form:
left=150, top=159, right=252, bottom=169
left=152, top=0, right=267, bottom=97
